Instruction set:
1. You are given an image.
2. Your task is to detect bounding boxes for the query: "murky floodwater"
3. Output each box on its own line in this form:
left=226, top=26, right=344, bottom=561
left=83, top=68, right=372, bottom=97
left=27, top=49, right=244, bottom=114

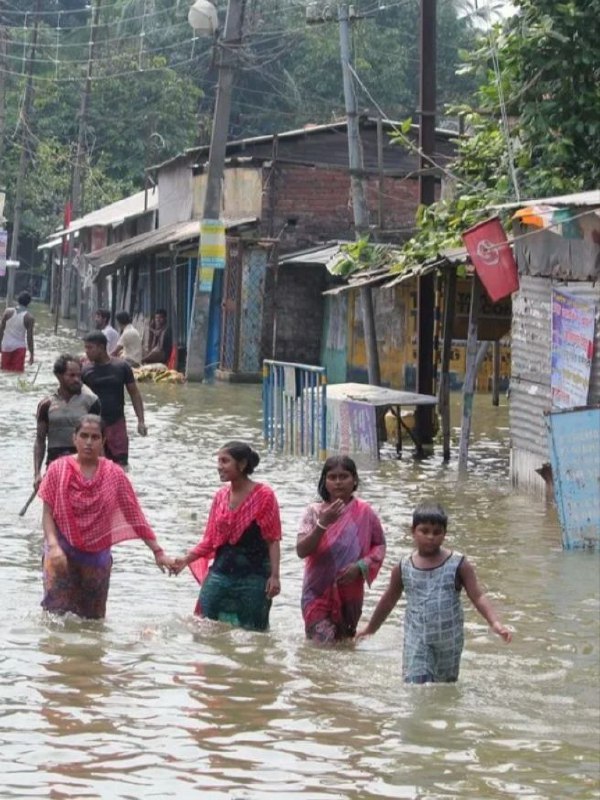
left=0, top=306, right=598, bottom=799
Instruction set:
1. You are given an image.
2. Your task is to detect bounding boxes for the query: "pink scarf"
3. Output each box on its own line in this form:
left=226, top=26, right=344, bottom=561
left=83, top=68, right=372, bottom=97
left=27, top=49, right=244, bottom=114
left=38, top=456, right=157, bottom=552
left=189, top=483, right=281, bottom=583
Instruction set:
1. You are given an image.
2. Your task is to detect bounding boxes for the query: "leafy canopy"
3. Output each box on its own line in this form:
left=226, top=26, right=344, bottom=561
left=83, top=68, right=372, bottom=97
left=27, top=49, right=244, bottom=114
left=387, top=0, right=600, bottom=273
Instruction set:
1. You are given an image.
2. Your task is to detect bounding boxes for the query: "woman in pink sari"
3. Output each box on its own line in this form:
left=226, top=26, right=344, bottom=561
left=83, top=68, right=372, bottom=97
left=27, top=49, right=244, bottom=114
left=297, top=456, right=386, bottom=644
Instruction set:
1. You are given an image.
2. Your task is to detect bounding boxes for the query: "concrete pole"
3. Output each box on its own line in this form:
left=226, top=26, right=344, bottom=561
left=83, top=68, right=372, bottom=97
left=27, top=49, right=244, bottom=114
left=7, top=3, right=40, bottom=304
left=458, top=274, right=482, bottom=473
left=338, top=4, right=380, bottom=386
left=63, top=0, right=101, bottom=322
left=415, top=0, right=437, bottom=446
left=186, top=0, right=245, bottom=381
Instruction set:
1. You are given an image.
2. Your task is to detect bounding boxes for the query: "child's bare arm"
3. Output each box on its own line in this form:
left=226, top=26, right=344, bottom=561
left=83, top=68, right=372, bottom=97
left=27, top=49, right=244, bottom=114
left=356, top=564, right=403, bottom=640
left=459, top=559, right=512, bottom=642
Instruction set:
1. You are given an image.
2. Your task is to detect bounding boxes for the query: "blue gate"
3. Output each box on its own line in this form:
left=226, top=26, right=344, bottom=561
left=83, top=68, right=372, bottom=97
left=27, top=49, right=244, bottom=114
left=263, top=360, right=327, bottom=459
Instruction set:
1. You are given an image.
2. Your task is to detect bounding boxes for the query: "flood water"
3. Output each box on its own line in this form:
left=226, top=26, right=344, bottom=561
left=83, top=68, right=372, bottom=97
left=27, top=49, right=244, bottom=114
left=0, top=307, right=598, bottom=800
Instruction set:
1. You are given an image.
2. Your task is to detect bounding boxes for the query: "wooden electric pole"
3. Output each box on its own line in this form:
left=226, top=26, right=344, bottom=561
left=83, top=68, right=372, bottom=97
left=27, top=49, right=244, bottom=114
left=415, top=0, right=437, bottom=446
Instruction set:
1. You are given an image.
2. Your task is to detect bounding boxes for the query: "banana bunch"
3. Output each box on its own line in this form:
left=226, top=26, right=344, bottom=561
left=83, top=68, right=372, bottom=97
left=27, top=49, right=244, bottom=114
left=133, top=365, right=185, bottom=384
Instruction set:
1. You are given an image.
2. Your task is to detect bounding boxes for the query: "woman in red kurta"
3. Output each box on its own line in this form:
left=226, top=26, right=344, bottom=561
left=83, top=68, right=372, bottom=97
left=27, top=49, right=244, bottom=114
left=38, top=414, right=171, bottom=619
left=172, top=442, right=282, bottom=631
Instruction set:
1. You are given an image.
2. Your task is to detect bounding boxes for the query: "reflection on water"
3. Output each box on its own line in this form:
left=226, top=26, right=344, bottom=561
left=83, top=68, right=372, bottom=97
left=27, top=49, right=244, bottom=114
left=0, top=307, right=598, bottom=799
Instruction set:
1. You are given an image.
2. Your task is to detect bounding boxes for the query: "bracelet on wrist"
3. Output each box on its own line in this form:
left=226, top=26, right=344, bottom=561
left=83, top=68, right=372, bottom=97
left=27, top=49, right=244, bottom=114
left=316, top=521, right=328, bottom=531
left=153, top=547, right=164, bottom=557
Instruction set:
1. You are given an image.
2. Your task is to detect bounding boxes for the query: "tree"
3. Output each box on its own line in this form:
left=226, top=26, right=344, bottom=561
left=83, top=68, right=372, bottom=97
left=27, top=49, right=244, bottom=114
left=386, top=0, right=600, bottom=272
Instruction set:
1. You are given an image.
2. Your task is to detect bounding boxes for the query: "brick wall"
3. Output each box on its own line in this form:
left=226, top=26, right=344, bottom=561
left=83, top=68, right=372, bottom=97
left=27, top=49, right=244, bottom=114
left=262, top=164, right=424, bottom=252
left=273, top=264, right=328, bottom=364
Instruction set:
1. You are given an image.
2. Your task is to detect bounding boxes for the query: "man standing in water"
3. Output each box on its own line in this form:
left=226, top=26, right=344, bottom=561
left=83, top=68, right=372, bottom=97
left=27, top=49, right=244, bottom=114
left=0, top=290, right=35, bottom=371
left=81, top=331, right=147, bottom=467
left=34, top=354, right=101, bottom=489
left=93, top=308, right=119, bottom=356
left=112, top=310, right=142, bottom=366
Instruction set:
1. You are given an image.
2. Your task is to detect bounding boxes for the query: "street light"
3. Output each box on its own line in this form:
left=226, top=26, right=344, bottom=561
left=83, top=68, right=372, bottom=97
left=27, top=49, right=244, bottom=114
left=188, top=0, right=219, bottom=36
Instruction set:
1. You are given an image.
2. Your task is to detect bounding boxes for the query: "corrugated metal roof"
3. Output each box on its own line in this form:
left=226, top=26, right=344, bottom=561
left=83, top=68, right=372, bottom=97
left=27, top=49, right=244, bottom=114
left=493, top=189, right=600, bottom=210
left=88, top=216, right=258, bottom=275
left=321, top=246, right=470, bottom=295
left=279, top=242, right=351, bottom=266
left=38, top=236, right=63, bottom=251
left=151, top=118, right=458, bottom=172
left=45, top=188, right=159, bottom=241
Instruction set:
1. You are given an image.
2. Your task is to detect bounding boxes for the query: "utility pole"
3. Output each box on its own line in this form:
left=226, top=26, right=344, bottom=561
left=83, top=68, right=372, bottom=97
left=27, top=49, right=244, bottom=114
left=62, top=0, right=101, bottom=320
left=415, top=0, right=436, bottom=446
left=7, top=1, right=41, bottom=304
left=338, top=4, right=381, bottom=386
left=186, top=0, right=245, bottom=381
left=0, top=24, right=7, bottom=166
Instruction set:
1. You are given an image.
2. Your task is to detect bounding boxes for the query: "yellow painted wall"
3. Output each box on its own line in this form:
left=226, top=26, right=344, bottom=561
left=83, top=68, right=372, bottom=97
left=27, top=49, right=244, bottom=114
left=347, top=278, right=511, bottom=391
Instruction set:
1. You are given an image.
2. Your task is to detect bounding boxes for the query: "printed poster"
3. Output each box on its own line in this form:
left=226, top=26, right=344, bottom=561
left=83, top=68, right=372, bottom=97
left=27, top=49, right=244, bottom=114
left=551, top=289, right=596, bottom=409
left=326, top=397, right=378, bottom=459
left=547, top=407, right=600, bottom=550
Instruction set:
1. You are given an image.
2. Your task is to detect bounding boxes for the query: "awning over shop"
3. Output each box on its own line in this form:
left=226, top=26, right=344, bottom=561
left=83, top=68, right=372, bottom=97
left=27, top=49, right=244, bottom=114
left=88, top=216, right=258, bottom=281
left=321, top=246, right=469, bottom=295
left=52, top=189, right=159, bottom=240
left=492, top=189, right=600, bottom=210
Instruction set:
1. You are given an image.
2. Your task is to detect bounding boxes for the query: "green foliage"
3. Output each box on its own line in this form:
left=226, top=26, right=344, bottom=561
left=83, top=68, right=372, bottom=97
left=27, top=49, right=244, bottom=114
left=229, top=0, right=478, bottom=134
left=0, top=0, right=204, bottom=242
left=327, top=237, right=391, bottom=277
left=386, top=0, right=600, bottom=274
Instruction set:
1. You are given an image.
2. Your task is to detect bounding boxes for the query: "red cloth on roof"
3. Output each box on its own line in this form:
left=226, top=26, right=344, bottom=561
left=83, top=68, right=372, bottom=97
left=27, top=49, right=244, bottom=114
left=38, top=455, right=157, bottom=552
left=189, top=483, right=281, bottom=584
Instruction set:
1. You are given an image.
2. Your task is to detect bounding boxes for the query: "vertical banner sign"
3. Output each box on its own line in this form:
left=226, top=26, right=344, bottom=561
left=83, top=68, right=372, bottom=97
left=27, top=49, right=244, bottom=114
left=462, top=216, right=519, bottom=302
left=197, top=218, right=226, bottom=293
left=0, top=229, right=7, bottom=277
left=551, top=289, right=596, bottom=409
left=547, top=407, right=600, bottom=550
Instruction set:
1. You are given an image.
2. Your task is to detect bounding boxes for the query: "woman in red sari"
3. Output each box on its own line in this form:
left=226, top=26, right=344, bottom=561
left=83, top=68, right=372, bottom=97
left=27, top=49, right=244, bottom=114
left=297, top=456, right=386, bottom=644
left=38, top=414, right=171, bottom=619
left=171, top=442, right=281, bottom=631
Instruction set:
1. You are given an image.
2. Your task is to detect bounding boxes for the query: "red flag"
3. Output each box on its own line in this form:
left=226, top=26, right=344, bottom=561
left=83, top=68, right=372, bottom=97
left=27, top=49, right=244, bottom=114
left=462, top=216, right=519, bottom=302
left=62, top=200, right=72, bottom=256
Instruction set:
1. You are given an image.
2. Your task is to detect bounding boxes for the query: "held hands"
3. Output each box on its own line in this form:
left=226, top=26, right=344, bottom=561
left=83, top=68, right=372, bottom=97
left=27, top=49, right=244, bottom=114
left=154, top=550, right=174, bottom=574
left=318, top=498, right=345, bottom=529
left=168, top=555, right=191, bottom=576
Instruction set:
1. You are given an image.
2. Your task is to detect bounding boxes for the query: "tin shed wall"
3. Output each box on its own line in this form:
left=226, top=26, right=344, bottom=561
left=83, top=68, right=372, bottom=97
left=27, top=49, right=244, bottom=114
left=510, top=276, right=600, bottom=492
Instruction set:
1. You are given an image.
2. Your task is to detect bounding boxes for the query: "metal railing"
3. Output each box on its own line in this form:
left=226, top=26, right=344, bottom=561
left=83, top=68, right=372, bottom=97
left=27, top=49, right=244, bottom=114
left=263, top=360, right=327, bottom=459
